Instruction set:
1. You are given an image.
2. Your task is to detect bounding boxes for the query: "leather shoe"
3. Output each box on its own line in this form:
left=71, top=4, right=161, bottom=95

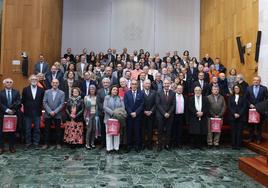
left=56, top=144, right=62, bottom=149
left=42, top=145, right=49, bottom=150
left=0, top=148, right=4, bottom=155
left=9, top=147, right=16, bottom=153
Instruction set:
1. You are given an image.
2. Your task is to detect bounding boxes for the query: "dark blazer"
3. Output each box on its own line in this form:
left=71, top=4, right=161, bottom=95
left=64, top=53, right=75, bottom=62
left=62, top=80, right=80, bottom=102
left=187, top=68, right=198, bottom=83
left=34, top=62, right=49, bottom=75
left=21, top=86, right=44, bottom=117
left=188, top=96, right=209, bottom=135
left=65, top=98, right=84, bottom=122
left=79, top=80, right=97, bottom=98
left=96, top=88, right=109, bottom=115
left=238, top=81, right=249, bottom=95
left=155, top=90, right=176, bottom=118
left=192, top=80, right=209, bottom=96
left=228, top=95, right=248, bottom=122
left=138, top=74, right=154, bottom=83
left=246, top=85, right=268, bottom=106
left=151, top=80, right=163, bottom=92
left=124, top=90, right=144, bottom=118
left=142, top=90, right=156, bottom=114
left=0, top=89, right=21, bottom=118
left=177, top=80, right=188, bottom=95
left=104, top=54, right=115, bottom=62
left=45, top=71, right=64, bottom=89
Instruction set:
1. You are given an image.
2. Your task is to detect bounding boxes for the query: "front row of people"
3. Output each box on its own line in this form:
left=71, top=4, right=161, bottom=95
left=0, top=76, right=263, bottom=154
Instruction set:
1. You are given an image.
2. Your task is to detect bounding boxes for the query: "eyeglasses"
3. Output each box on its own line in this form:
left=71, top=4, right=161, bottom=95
left=6, top=81, right=12, bottom=83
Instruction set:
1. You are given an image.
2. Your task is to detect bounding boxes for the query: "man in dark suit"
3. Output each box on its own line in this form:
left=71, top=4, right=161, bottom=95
left=152, top=73, right=163, bottom=92
left=80, top=71, right=97, bottom=98
left=246, top=76, right=268, bottom=144
left=63, top=48, right=75, bottom=63
left=22, top=75, right=45, bottom=148
left=96, top=77, right=111, bottom=148
left=0, top=78, right=21, bottom=154
left=104, top=48, right=115, bottom=63
left=192, top=72, right=209, bottom=96
left=172, top=84, right=188, bottom=148
left=214, top=58, right=226, bottom=74
left=34, top=54, right=49, bottom=75
left=124, top=79, right=144, bottom=152
left=138, top=66, right=154, bottom=83
left=187, top=61, right=198, bottom=83
left=197, top=64, right=210, bottom=83
left=121, top=47, right=130, bottom=62
left=156, top=79, right=176, bottom=151
left=45, top=65, right=64, bottom=90
left=141, top=79, right=156, bottom=150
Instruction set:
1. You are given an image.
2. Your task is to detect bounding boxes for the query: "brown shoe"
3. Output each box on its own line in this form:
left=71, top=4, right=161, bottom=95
left=42, top=145, right=49, bottom=150
left=9, top=147, right=16, bottom=153
left=0, top=148, right=4, bottom=155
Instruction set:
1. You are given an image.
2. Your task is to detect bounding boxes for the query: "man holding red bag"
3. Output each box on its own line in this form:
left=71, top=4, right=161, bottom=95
left=0, top=78, right=21, bottom=154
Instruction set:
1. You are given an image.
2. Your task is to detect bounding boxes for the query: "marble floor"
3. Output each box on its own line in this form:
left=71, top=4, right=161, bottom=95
left=0, top=145, right=264, bottom=188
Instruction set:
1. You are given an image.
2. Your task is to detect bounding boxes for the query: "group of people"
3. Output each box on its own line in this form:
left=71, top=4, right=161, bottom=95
left=0, top=47, right=267, bottom=155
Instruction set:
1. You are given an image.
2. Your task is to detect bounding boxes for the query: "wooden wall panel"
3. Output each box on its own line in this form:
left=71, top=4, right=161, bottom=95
left=200, top=0, right=259, bottom=83
left=0, top=0, right=63, bottom=91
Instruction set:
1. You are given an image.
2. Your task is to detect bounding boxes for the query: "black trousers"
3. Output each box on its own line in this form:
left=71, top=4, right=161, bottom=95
left=157, top=116, right=173, bottom=148
left=191, top=134, right=205, bottom=148
left=172, top=114, right=185, bottom=146
left=44, top=118, right=62, bottom=145
left=231, top=120, right=244, bottom=149
left=99, top=114, right=106, bottom=146
left=249, top=121, right=262, bottom=141
left=142, top=115, right=154, bottom=147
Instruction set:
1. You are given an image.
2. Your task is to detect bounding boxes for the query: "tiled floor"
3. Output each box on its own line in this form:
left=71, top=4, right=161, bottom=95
left=0, top=145, right=264, bottom=188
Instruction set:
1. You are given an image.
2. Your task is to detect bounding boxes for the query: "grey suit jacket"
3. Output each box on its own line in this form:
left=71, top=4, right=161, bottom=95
left=207, top=94, right=226, bottom=117
left=76, top=62, right=88, bottom=78
left=34, top=61, right=49, bottom=75
left=43, top=89, right=65, bottom=119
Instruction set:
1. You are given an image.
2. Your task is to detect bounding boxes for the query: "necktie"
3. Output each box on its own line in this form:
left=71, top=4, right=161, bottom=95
left=7, top=90, right=12, bottom=106
left=254, top=86, right=258, bottom=98
left=146, top=90, right=149, bottom=96
left=133, top=91, right=136, bottom=102
left=165, top=91, right=169, bottom=101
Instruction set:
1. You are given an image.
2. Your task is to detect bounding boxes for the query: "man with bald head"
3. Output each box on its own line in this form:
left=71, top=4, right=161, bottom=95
left=42, top=79, right=65, bottom=150
left=156, top=79, right=176, bottom=151
left=0, top=78, right=21, bottom=154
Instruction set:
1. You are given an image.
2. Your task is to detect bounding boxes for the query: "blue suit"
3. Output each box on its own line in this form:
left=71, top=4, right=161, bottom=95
left=124, top=90, right=144, bottom=149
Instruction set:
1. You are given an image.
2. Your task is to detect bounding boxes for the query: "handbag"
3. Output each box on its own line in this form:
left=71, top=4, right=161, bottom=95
left=210, top=118, right=223, bottom=133
left=3, top=115, right=17, bottom=132
left=248, top=109, right=260, bottom=124
left=107, top=118, right=120, bottom=136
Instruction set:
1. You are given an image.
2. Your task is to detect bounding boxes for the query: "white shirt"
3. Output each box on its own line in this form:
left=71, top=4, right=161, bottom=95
left=31, top=85, right=37, bottom=100
left=176, top=93, right=184, bottom=114
left=40, top=63, right=43, bottom=73
left=81, top=63, right=85, bottom=74
left=199, top=79, right=204, bottom=89
left=235, top=94, right=239, bottom=104
left=145, top=89, right=150, bottom=96
left=86, top=80, right=90, bottom=95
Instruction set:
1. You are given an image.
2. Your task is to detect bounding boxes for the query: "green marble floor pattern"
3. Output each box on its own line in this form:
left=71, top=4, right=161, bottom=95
left=0, top=146, right=264, bottom=188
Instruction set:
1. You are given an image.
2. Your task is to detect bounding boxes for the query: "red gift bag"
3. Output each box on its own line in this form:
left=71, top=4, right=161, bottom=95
left=210, top=118, right=223, bottom=133
left=3, top=115, right=17, bottom=132
left=248, top=109, right=260, bottom=124
left=107, top=119, right=120, bottom=136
